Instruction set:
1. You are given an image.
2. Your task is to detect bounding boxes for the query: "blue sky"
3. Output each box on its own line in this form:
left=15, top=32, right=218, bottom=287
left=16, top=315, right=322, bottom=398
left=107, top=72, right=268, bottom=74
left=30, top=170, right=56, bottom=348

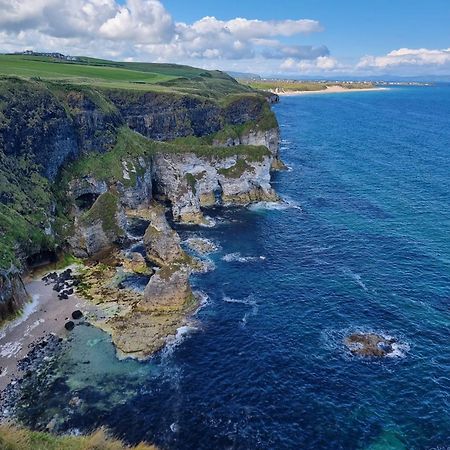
left=162, top=0, right=450, bottom=59
left=1, top=0, right=449, bottom=77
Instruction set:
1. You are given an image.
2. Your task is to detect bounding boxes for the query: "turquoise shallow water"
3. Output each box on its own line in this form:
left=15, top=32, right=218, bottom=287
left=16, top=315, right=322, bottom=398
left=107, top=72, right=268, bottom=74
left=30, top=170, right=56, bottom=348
left=14, top=85, right=450, bottom=449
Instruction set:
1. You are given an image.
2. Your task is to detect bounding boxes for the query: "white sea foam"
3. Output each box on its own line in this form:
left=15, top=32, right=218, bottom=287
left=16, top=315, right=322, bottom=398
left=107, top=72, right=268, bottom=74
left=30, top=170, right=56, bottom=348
left=184, top=237, right=220, bottom=255
left=191, top=257, right=216, bottom=274
left=341, top=267, right=368, bottom=292
left=199, top=216, right=216, bottom=228
left=163, top=323, right=199, bottom=358
left=0, top=340, right=22, bottom=358
left=223, top=295, right=259, bottom=327
left=222, top=253, right=266, bottom=263
left=248, top=197, right=302, bottom=212
left=193, top=290, right=210, bottom=313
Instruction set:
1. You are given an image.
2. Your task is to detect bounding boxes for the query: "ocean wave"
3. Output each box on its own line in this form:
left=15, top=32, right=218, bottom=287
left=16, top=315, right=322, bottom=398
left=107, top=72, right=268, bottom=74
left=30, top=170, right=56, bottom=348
left=248, top=197, right=302, bottom=212
left=191, top=256, right=216, bottom=274
left=162, top=323, right=199, bottom=358
left=222, top=253, right=266, bottom=263
left=193, top=290, right=210, bottom=313
left=184, top=237, right=220, bottom=255
left=199, top=216, right=216, bottom=228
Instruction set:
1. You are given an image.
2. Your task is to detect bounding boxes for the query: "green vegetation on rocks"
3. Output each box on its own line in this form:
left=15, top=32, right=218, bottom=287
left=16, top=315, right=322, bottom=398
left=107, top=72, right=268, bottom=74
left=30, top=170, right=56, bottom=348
left=0, top=424, right=157, bottom=450
left=218, top=159, right=254, bottom=178
left=81, top=192, right=124, bottom=237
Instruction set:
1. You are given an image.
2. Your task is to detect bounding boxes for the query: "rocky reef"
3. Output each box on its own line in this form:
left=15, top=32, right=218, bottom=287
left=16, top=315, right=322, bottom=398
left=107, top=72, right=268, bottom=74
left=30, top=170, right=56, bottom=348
left=344, top=333, right=398, bottom=357
left=0, top=72, right=282, bottom=356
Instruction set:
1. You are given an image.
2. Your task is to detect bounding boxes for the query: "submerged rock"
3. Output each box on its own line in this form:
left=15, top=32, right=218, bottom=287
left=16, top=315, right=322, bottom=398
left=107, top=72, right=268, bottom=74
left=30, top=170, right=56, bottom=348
left=185, top=237, right=219, bottom=255
left=344, top=333, right=397, bottom=357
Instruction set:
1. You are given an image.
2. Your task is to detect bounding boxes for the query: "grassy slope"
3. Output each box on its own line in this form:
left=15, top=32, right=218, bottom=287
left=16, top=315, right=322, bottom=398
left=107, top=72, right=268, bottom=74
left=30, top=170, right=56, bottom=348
left=0, top=55, right=254, bottom=98
left=0, top=425, right=156, bottom=450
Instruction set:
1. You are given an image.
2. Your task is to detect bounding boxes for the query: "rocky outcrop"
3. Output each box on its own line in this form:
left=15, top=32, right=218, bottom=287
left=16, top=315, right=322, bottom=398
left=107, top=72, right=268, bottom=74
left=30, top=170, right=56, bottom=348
left=143, top=204, right=187, bottom=265
left=139, top=265, right=192, bottom=313
left=69, top=192, right=127, bottom=257
left=0, top=268, right=29, bottom=322
left=213, top=127, right=285, bottom=170
left=345, top=333, right=398, bottom=357
left=152, top=151, right=278, bottom=224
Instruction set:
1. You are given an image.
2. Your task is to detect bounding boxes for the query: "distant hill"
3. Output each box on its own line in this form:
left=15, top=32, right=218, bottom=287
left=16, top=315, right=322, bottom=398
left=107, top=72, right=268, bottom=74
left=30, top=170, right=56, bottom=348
left=227, top=71, right=262, bottom=80
left=0, top=53, right=255, bottom=98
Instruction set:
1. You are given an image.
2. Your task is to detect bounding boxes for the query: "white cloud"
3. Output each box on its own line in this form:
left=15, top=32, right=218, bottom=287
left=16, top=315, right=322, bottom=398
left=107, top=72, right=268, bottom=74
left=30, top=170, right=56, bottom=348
left=280, top=56, right=341, bottom=73
left=0, top=0, right=325, bottom=67
left=357, top=48, right=450, bottom=72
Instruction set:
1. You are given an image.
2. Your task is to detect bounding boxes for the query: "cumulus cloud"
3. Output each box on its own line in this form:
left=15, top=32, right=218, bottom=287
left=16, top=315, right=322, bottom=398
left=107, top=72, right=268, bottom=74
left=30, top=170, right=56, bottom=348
left=280, top=56, right=341, bottom=73
left=357, top=48, right=450, bottom=73
left=0, top=0, right=325, bottom=67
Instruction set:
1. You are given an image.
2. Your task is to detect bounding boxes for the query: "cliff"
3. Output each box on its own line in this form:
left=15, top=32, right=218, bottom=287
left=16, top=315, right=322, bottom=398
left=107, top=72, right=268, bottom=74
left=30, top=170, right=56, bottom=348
left=0, top=63, right=282, bottom=340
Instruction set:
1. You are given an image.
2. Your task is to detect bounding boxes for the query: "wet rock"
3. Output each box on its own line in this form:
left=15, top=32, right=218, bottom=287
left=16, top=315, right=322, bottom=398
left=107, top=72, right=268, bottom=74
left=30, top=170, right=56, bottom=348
left=72, top=310, right=83, bottom=320
left=344, top=333, right=396, bottom=357
left=64, top=321, right=75, bottom=331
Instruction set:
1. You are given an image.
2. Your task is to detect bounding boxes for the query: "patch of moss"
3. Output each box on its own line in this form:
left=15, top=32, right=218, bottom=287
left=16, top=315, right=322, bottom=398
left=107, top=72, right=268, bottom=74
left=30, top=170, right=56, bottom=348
left=61, top=126, right=270, bottom=189
left=185, top=173, right=197, bottom=194
left=81, top=192, right=124, bottom=237
left=218, top=158, right=254, bottom=179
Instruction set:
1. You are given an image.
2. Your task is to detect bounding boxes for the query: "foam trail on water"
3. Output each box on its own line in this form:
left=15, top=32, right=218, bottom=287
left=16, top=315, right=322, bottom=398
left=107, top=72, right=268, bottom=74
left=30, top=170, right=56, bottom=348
left=222, top=253, right=266, bottom=263
left=341, top=267, right=368, bottom=291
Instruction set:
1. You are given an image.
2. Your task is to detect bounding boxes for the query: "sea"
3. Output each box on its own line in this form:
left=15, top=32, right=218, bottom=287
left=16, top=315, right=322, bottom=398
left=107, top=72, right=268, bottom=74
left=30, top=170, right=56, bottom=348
left=11, top=85, right=450, bottom=449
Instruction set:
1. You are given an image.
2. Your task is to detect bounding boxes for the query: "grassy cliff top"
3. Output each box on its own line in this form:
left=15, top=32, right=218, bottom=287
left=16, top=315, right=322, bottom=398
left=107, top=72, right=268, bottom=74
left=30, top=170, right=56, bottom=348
left=0, top=54, right=255, bottom=99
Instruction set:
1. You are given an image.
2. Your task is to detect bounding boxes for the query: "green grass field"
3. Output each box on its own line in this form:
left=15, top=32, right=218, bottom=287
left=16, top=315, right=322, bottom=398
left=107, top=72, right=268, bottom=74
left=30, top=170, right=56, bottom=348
left=0, top=54, right=252, bottom=96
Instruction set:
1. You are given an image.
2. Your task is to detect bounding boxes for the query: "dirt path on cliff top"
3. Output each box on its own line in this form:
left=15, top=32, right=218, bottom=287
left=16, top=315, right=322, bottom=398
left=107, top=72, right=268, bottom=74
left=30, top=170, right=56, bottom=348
left=0, top=273, right=94, bottom=392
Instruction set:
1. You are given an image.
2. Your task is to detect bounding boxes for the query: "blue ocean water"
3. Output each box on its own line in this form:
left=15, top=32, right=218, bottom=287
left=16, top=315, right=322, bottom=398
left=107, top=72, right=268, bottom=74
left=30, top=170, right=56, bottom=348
left=16, top=86, right=450, bottom=449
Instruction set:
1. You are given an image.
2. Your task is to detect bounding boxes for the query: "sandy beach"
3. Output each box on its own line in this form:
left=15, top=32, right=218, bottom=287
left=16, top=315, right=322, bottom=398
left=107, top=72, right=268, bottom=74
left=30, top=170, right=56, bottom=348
left=0, top=269, right=95, bottom=392
left=275, top=86, right=388, bottom=96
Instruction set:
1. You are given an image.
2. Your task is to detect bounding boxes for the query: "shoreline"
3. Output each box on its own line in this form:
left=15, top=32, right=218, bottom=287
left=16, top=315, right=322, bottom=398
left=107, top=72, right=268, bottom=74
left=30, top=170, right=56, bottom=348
left=0, top=269, right=97, bottom=393
left=275, top=86, right=389, bottom=96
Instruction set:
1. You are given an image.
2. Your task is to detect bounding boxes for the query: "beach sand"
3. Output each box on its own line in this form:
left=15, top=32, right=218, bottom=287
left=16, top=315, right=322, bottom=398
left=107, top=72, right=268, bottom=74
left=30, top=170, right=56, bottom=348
left=276, top=86, right=388, bottom=96
left=0, top=270, right=95, bottom=392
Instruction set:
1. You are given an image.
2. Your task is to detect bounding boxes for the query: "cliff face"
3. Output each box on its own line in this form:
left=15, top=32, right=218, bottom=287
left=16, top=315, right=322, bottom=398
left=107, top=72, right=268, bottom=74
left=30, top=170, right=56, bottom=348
left=0, top=76, right=282, bottom=327
left=0, top=268, right=28, bottom=322
left=152, top=150, right=278, bottom=224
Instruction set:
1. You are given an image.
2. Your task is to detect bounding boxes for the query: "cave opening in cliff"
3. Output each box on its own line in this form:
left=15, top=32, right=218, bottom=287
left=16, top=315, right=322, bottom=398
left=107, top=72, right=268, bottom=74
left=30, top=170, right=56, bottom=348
left=26, top=250, right=58, bottom=269
left=75, top=193, right=99, bottom=211
left=214, top=182, right=224, bottom=205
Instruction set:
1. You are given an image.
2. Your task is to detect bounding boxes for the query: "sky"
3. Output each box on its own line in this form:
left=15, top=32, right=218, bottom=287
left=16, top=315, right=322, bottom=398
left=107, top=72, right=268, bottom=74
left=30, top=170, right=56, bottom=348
left=1, top=0, right=449, bottom=77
